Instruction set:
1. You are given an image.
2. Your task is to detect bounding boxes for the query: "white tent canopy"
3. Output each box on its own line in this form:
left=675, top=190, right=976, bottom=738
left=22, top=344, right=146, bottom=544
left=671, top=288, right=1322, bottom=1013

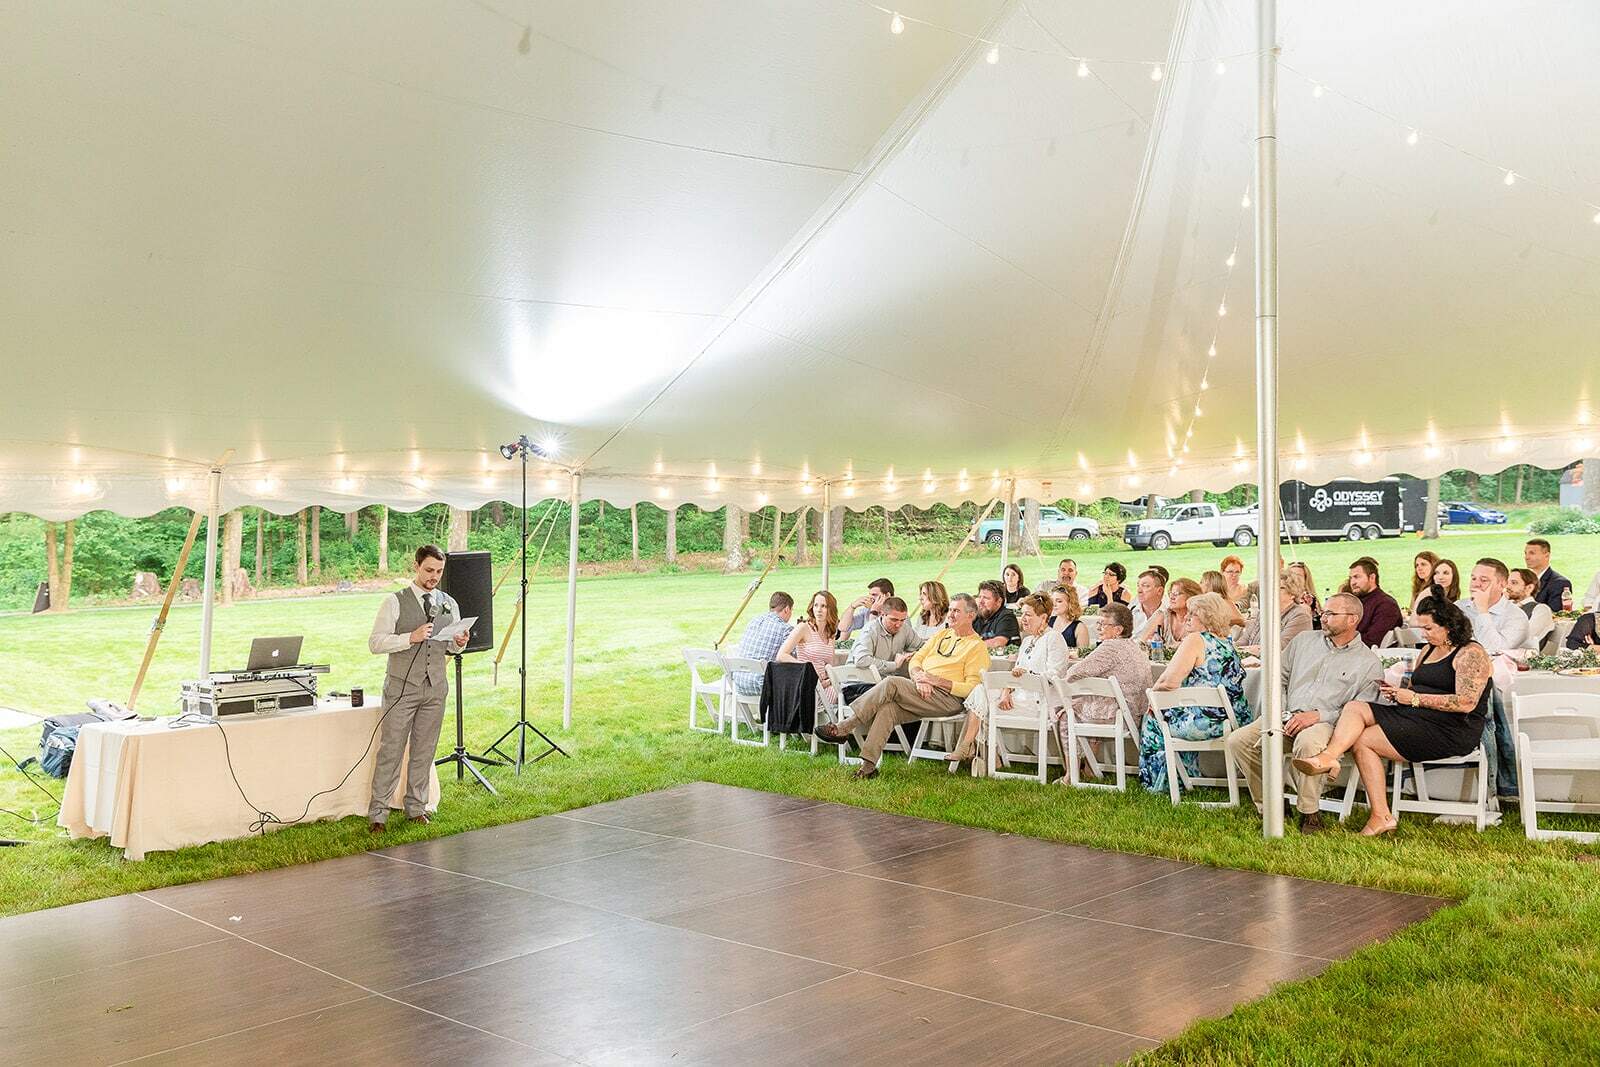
left=4, top=0, right=1598, bottom=520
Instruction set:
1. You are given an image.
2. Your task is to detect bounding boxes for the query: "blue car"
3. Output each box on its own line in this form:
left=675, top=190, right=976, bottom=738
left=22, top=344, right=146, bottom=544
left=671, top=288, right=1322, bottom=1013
left=1442, top=501, right=1507, bottom=525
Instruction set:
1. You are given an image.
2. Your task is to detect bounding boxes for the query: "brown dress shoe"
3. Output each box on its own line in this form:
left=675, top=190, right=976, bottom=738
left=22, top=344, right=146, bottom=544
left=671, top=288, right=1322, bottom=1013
left=814, top=722, right=849, bottom=744
left=1297, top=811, right=1326, bottom=833
left=852, top=762, right=879, bottom=780
left=369, top=821, right=386, bottom=833
left=412, top=813, right=431, bottom=826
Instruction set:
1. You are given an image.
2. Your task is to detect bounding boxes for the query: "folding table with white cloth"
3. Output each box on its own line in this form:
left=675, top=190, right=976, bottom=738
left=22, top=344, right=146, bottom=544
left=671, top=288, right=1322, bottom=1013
left=58, top=700, right=439, bottom=860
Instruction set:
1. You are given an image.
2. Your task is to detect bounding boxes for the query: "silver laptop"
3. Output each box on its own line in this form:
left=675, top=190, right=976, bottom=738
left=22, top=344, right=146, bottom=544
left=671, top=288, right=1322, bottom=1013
left=245, top=636, right=303, bottom=671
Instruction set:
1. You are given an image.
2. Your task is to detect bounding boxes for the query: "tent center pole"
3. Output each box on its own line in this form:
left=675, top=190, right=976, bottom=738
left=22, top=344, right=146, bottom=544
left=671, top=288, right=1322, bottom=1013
left=1255, top=0, right=1284, bottom=840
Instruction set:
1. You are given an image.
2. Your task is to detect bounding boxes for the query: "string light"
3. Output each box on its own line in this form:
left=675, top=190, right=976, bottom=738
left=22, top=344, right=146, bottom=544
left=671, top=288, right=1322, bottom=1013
left=1215, top=61, right=1226, bottom=75
left=1503, top=170, right=1517, bottom=186
left=1406, top=128, right=1419, bottom=146
left=1207, top=343, right=1217, bottom=357
left=844, top=483, right=858, bottom=498
left=1217, top=301, right=1227, bottom=316
left=801, top=481, right=814, bottom=495
left=1076, top=61, right=1089, bottom=78
left=1593, top=208, right=1600, bottom=224
left=1225, top=250, right=1236, bottom=268
left=1149, top=64, right=1163, bottom=81
left=165, top=477, right=187, bottom=493
left=656, top=486, right=671, bottom=499
left=1311, top=83, right=1324, bottom=98
left=543, top=477, right=559, bottom=491
left=706, top=478, right=720, bottom=492
left=756, top=491, right=770, bottom=505
left=890, top=11, right=904, bottom=34
left=986, top=44, right=1000, bottom=65
left=1200, top=378, right=1210, bottom=391
left=1241, top=192, right=1251, bottom=208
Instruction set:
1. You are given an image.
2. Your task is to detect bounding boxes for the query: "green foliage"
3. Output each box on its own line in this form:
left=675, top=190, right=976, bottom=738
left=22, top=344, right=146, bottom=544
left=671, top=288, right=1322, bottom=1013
left=1528, top=507, right=1600, bottom=536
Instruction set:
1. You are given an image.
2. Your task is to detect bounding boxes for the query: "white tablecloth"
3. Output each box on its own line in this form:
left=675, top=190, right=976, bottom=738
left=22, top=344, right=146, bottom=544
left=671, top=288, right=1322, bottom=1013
left=59, top=700, right=439, bottom=860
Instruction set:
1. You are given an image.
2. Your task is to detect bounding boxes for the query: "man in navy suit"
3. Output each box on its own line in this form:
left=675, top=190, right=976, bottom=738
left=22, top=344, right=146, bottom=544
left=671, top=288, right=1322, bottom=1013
left=1524, top=538, right=1571, bottom=613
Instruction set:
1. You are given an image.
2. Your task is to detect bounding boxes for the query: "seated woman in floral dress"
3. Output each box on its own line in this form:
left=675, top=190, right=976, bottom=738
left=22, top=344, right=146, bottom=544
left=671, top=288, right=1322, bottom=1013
left=1137, top=593, right=1249, bottom=794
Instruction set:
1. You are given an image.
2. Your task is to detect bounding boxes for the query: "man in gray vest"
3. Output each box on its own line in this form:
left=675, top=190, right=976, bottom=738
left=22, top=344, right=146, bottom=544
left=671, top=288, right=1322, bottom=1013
left=366, top=544, right=469, bottom=831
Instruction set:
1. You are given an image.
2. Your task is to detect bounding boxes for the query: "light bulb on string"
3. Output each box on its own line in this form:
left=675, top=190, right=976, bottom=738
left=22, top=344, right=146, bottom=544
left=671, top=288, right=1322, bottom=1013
left=1311, top=83, right=1324, bottom=99
left=1592, top=208, right=1600, bottom=224
left=1149, top=64, right=1163, bottom=81
left=890, top=11, right=904, bottom=34
left=1503, top=170, right=1516, bottom=186
left=1241, top=193, right=1251, bottom=209
left=1076, top=60, right=1089, bottom=78
left=1217, top=301, right=1227, bottom=317
left=1200, top=379, right=1209, bottom=391
left=1406, top=128, right=1419, bottom=146
left=1215, top=61, right=1226, bottom=75
left=1207, top=343, right=1217, bottom=357
left=1225, top=250, right=1236, bottom=268
left=985, top=44, right=999, bottom=64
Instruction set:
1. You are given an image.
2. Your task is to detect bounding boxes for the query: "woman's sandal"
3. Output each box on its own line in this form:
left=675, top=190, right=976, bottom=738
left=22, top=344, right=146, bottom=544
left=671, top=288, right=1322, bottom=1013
left=1291, top=754, right=1336, bottom=777
left=1359, top=815, right=1399, bottom=837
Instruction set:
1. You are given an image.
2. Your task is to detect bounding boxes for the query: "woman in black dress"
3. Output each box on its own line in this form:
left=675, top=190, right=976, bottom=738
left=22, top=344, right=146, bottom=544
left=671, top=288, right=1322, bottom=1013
left=1293, top=592, right=1492, bottom=836
left=1002, top=563, right=1029, bottom=606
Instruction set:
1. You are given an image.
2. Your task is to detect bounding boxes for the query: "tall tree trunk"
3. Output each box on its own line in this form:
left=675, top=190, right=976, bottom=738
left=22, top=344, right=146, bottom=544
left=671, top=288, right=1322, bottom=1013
left=880, top=505, right=893, bottom=553
left=665, top=504, right=678, bottom=563
left=265, top=526, right=276, bottom=583
left=1423, top=475, right=1442, bottom=539
left=222, top=509, right=244, bottom=605
left=296, top=509, right=309, bottom=584
left=1514, top=465, right=1525, bottom=504
left=1496, top=471, right=1505, bottom=505
left=1145, top=496, right=1158, bottom=518
left=45, top=522, right=60, bottom=608
left=828, top=505, right=844, bottom=551
left=1466, top=472, right=1480, bottom=501
left=310, top=505, right=322, bottom=578
left=795, top=506, right=810, bottom=564
left=377, top=505, right=389, bottom=572
left=723, top=505, right=747, bottom=571
left=345, top=508, right=359, bottom=539
left=1583, top=458, right=1600, bottom=515
left=772, top=507, right=783, bottom=557
left=447, top=506, right=470, bottom=552
left=631, top=503, right=639, bottom=562
left=1023, top=498, right=1041, bottom=554
left=490, top=500, right=505, bottom=526
left=253, top=509, right=265, bottom=586
left=597, top=500, right=606, bottom=557
left=60, top=520, right=73, bottom=606
left=1189, top=488, right=1206, bottom=504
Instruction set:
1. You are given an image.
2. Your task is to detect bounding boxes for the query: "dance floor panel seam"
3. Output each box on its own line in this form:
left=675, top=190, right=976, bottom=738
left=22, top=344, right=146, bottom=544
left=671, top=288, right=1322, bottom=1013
left=0, top=782, right=1447, bottom=1066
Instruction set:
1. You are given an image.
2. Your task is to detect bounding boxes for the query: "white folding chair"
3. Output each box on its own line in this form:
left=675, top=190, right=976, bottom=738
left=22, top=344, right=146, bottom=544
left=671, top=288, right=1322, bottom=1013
left=984, top=670, right=1061, bottom=783
left=717, top=655, right=769, bottom=747
left=818, top=663, right=882, bottom=764
left=1512, top=693, right=1600, bottom=842
left=1390, top=747, right=1491, bottom=831
left=1393, top=627, right=1423, bottom=648
left=1057, top=675, right=1133, bottom=791
left=1525, top=604, right=1556, bottom=654
left=682, top=648, right=727, bottom=734
left=1144, top=685, right=1242, bottom=807
left=900, top=683, right=971, bottom=767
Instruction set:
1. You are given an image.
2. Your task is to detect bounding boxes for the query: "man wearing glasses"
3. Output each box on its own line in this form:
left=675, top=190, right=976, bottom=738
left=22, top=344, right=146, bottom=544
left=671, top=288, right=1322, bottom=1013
left=1224, top=592, right=1382, bottom=831
left=815, top=593, right=990, bottom=779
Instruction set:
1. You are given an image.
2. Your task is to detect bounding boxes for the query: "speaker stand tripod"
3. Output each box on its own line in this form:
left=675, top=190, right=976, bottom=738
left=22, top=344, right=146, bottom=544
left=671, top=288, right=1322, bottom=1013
left=483, top=436, right=567, bottom=772
left=437, top=655, right=507, bottom=792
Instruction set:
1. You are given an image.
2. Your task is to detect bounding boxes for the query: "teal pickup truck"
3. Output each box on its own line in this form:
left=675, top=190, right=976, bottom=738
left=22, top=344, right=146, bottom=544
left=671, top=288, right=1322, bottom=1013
left=975, top=506, right=1099, bottom=545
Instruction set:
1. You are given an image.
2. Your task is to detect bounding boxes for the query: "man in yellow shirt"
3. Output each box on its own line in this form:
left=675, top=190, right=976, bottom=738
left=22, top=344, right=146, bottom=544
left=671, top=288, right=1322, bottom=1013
left=815, top=593, right=991, bottom=779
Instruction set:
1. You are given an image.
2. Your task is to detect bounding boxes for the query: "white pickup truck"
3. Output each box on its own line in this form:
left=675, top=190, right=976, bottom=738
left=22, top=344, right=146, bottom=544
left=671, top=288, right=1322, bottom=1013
left=1122, top=502, right=1268, bottom=551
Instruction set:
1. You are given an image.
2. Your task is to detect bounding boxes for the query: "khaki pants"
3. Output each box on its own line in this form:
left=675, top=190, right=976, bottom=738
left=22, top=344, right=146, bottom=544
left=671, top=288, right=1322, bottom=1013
left=369, top=677, right=447, bottom=822
left=1225, top=716, right=1336, bottom=815
left=842, top=676, right=965, bottom=764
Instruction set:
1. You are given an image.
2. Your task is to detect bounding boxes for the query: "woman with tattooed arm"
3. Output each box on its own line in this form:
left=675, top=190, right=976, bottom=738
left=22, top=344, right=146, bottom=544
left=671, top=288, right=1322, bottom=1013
left=1293, top=593, right=1492, bottom=837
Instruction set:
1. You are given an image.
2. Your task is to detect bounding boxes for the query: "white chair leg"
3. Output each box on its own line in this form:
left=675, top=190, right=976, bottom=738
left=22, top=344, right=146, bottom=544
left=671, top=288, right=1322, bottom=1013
left=986, top=716, right=998, bottom=777
left=1067, top=718, right=1081, bottom=787
left=1519, top=743, right=1538, bottom=840
left=1165, top=738, right=1181, bottom=806
left=1475, top=751, right=1488, bottom=831
left=1114, top=718, right=1126, bottom=791
left=1224, top=743, right=1240, bottom=807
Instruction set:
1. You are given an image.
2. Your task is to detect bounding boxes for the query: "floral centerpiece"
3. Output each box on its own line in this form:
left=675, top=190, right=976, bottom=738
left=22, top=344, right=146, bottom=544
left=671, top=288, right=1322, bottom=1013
left=1526, top=647, right=1600, bottom=674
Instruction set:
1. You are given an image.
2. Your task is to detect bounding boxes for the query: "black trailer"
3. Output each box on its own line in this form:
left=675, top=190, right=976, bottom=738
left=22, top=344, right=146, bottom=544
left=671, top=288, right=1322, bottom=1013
left=1279, top=478, right=1426, bottom=541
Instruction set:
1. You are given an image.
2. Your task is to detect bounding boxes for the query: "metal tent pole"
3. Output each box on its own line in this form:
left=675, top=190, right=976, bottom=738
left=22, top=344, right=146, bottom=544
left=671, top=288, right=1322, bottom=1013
left=1255, top=0, right=1285, bottom=840
left=563, top=471, right=580, bottom=730
left=999, top=478, right=1016, bottom=577
left=820, top=481, right=832, bottom=592
left=197, top=465, right=223, bottom=676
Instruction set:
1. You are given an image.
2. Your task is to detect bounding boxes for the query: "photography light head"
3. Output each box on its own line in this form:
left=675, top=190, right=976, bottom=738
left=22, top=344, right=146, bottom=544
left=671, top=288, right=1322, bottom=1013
left=499, top=435, right=556, bottom=462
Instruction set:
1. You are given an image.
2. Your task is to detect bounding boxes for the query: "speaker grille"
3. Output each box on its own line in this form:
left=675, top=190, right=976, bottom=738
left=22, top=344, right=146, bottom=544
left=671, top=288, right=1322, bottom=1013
left=440, top=550, right=494, bottom=654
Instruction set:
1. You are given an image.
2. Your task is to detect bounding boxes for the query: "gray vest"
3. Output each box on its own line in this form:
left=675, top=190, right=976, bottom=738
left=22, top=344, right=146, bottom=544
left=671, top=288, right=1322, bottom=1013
left=387, top=588, right=457, bottom=688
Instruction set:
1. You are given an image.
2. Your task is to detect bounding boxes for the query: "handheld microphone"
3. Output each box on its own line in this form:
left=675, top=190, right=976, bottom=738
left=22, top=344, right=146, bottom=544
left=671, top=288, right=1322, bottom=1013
left=424, top=591, right=438, bottom=621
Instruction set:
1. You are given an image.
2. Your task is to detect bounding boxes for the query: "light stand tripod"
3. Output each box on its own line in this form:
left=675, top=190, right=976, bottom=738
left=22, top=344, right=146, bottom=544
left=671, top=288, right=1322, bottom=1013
left=436, top=652, right=506, bottom=792
left=484, top=435, right=568, bottom=772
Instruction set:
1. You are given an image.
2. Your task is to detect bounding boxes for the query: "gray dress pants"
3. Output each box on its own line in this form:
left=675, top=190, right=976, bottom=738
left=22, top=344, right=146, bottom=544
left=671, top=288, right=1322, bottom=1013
left=368, top=677, right=447, bottom=822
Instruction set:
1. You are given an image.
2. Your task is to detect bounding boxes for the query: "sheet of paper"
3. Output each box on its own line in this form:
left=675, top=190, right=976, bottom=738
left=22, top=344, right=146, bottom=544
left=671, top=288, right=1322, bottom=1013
left=429, top=616, right=477, bottom=644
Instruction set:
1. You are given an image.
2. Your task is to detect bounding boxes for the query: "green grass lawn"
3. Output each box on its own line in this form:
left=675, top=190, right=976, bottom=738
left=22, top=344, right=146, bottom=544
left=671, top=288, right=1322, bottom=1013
left=3, top=533, right=1600, bottom=1062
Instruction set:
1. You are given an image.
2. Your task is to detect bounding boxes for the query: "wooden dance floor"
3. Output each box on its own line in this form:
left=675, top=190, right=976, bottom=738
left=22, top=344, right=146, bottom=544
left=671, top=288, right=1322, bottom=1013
left=2, top=782, right=1445, bottom=1064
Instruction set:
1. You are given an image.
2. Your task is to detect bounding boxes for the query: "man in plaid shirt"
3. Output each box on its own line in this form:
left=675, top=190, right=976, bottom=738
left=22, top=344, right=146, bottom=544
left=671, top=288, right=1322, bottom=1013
left=733, top=592, right=795, bottom=694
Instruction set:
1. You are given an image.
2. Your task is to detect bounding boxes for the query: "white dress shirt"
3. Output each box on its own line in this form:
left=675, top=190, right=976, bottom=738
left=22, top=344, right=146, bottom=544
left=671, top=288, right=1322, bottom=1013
left=369, top=583, right=447, bottom=655
left=1584, top=569, right=1600, bottom=611
left=1456, top=593, right=1530, bottom=654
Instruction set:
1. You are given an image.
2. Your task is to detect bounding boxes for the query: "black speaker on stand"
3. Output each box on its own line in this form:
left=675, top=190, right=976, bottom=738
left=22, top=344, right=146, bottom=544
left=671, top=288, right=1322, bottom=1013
left=437, top=550, right=507, bottom=793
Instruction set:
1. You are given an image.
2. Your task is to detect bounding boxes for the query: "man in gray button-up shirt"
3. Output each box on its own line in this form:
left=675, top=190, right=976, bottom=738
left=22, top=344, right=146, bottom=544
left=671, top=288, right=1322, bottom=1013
left=1226, top=592, right=1383, bottom=831
left=847, top=596, right=923, bottom=677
